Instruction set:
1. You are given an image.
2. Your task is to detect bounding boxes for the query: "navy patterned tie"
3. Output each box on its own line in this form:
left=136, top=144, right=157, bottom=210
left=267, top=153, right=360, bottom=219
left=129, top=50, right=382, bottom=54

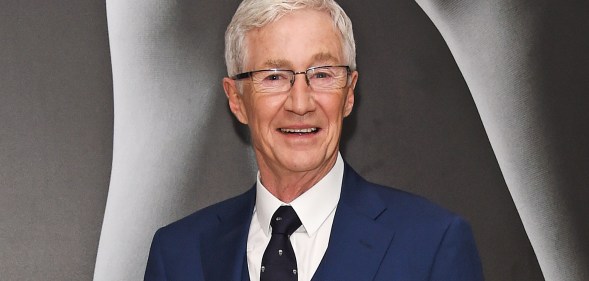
left=261, top=206, right=302, bottom=281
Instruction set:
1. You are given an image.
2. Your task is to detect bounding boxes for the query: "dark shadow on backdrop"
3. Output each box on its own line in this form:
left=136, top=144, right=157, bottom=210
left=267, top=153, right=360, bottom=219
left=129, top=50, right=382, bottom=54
left=537, top=0, right=589, bottom=258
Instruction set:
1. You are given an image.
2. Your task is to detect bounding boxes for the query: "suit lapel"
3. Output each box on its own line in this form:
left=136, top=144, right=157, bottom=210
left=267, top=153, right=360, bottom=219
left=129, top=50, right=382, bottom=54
left=198, top=165, right=394, bottom=281
left=200, top=188, right=255, bottom=281
left=312, top=164, right=396, bottom=281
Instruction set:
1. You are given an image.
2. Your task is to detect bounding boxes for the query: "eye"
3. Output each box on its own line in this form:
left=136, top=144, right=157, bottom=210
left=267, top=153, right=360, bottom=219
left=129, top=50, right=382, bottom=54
left=312, top=71, right=334, bottom=79
left=262, top=72, right=289, bottom=81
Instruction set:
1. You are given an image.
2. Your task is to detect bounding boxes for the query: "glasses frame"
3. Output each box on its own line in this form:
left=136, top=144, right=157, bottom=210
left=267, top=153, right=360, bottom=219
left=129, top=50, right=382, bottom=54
left=231, top=65, right=351, bottom=93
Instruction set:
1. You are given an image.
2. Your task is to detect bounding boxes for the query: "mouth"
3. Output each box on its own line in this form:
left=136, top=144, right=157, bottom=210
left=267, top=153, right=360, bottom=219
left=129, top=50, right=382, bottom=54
left=278, top=127, right=320, bottom=135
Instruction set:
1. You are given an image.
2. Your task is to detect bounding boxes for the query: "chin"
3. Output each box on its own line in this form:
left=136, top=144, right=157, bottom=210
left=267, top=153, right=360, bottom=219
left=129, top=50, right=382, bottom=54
left=279, top=153, right=329, bottom=173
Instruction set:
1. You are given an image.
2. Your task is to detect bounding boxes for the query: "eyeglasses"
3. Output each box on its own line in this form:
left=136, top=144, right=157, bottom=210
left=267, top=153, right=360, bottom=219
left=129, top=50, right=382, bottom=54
left=231, top=65, right=351, bottom=93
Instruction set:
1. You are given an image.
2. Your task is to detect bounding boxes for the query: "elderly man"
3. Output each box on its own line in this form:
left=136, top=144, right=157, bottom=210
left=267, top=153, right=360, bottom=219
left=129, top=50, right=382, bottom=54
left=145, top=0, right=484, bottom=280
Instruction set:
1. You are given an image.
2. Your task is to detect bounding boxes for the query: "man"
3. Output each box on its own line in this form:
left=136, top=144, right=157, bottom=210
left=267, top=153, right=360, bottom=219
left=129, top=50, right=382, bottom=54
left=145, top=0, right=484, bottom=280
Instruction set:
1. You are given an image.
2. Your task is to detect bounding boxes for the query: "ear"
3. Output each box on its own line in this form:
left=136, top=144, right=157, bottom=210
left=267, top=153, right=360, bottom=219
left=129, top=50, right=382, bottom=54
left=343, top=71, right=358, bottom=117
left=223, top=77, right=249, bottom=124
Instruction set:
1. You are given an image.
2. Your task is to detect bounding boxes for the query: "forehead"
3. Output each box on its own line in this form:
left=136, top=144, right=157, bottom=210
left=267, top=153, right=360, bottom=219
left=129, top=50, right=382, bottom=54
left=244, top=9, right=344, bottom=69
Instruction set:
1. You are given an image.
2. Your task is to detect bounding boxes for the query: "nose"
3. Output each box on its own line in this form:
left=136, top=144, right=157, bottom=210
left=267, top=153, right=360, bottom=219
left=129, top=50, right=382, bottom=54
left=284, top=73, right=316, bottom=115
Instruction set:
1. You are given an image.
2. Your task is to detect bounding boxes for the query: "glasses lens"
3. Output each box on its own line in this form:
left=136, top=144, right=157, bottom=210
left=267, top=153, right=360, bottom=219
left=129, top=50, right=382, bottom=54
left=307, top=66, right=349, bottom=91
left=251, top=70, right=292, bottom=93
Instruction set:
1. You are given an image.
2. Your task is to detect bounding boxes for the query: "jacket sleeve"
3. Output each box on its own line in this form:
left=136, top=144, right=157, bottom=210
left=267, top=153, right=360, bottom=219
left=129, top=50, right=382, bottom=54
left=429, top=216, right=485, bottom=281
left=144, top=229, right=168, bottom=281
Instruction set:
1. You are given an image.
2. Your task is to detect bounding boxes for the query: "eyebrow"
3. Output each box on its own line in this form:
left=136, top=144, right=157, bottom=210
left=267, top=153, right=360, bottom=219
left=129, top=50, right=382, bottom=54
left=312, top=52, right=339, bottom=64
left=260, top=52, right=340, bottom=70
left=261, top=59, right=293, bottom=69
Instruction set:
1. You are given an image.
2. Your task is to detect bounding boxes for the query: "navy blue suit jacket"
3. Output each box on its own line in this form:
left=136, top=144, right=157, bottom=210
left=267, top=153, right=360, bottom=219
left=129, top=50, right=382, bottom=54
left=145, top=164, right=484, bottom=280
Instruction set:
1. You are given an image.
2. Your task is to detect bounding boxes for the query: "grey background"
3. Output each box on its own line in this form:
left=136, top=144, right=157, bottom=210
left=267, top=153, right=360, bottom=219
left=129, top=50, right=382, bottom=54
left=2, top=0, right=586, bottom=280
left=0, top=0, right=112, bottom=280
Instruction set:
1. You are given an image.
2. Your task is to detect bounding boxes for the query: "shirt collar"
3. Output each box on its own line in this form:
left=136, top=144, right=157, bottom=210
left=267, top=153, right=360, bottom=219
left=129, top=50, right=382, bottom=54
left=255, top=153, right=344, bottom=237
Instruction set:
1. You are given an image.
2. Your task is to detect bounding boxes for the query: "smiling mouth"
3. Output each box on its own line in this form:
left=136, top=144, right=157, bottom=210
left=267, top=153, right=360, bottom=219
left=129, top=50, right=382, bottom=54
left=279, top=127, right=319, bottom=135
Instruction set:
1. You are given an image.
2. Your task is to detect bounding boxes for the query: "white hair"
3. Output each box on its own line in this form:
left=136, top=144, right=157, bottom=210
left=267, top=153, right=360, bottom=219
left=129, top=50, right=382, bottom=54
left=224, top=0, right=356, bottom=77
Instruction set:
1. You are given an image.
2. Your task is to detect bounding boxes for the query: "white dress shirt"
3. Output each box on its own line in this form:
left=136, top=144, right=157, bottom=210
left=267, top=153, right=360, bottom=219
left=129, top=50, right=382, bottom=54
left=247, top=153, right=344, bottom=281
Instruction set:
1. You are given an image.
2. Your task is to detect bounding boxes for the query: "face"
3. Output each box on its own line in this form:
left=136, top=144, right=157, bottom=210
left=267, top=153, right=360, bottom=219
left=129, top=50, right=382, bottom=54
left=223, top=9, right=358, bottom=180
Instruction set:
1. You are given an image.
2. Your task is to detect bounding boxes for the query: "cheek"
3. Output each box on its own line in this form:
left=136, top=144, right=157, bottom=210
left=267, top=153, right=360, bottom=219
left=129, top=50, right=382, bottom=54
left=248, top=95, right=287, bottom=131
left=316, top=94, right=349, bottom=122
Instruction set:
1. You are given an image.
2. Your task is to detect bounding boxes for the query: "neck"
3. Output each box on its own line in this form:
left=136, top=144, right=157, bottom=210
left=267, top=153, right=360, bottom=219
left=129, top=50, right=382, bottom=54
left=258, top=155, right=338, bottom=203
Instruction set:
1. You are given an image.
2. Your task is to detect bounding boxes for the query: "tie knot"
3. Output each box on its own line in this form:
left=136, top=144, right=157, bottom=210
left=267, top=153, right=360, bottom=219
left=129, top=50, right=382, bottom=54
left=270, top=206, right=301, bottom=235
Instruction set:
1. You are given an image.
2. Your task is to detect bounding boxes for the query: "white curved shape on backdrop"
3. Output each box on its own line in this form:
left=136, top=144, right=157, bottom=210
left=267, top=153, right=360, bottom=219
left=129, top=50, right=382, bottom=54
left=415, top=0, right=589, bottom=280
left=94, top=1, right=254, bottom=280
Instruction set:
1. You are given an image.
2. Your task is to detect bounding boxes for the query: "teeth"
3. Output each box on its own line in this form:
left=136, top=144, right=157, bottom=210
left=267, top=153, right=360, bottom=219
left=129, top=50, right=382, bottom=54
left=280, top=128, right=318, bottom=133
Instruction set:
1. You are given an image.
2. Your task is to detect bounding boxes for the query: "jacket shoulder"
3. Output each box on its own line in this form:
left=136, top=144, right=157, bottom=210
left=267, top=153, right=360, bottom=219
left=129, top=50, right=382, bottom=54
left=372, top=181, right=458, bottom=222
left=343, top=164, right=464, bottom=230
left=342, top=165, right=457, bottom=222
left=156, top=187, right=255, bottom=239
